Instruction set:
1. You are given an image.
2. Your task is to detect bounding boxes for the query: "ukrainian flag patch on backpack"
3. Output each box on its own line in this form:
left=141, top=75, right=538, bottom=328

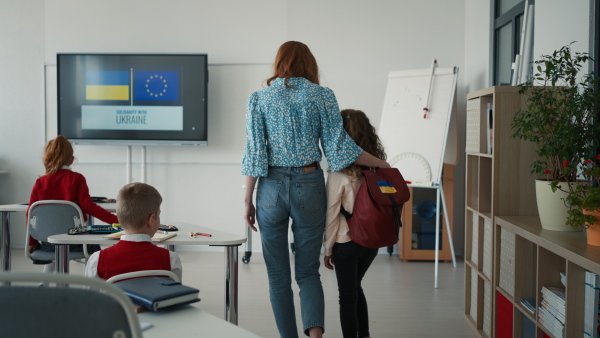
left=378, top=180, right=397, bottom=194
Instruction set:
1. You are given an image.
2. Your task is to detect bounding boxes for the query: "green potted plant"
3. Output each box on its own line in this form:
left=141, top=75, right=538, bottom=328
left=511, top=42, right=600, bottom=232
left=564, top=157, right=600, bottom=243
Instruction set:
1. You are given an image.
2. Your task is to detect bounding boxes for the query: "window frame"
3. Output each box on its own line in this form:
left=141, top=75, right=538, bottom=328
left=491, top=0, right=526, bottom=86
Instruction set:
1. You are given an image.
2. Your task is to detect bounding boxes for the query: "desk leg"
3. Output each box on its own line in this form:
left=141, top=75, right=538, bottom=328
left=225, top=245, right=238, bottom=324
left=1, top=211, right=10, bottom=272
left=55, top=244, right=69, bottom=274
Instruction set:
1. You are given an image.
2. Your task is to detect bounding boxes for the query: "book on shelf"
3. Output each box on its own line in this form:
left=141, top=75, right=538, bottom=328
left=486, top=103, right=493, bottom=154
left=541, top=286, right=566, bottom=308
left=521, top=314, right=536, bottom=337
left=520, top=298, right=535, bottom=314
left=540, top=299, right=565, bottom=323
left=104, top=231, right=177, bottom=242
left=584, top=271, right=600, bottom=338
left=538, top=306, right=564, bottom=338
left=115, top=276, right=200, bottom=311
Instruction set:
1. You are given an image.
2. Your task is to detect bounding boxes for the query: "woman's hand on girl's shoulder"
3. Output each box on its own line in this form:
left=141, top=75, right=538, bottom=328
left=324, top=255, right=335, bottom=270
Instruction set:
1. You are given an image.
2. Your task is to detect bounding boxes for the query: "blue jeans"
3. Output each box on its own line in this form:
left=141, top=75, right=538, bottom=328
left=256, top=165, right=326, bottom=337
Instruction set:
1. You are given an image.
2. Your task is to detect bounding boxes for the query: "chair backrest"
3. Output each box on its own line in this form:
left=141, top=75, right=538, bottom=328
left=0, top=272, right=142, bottom=338
left=27, top=200, right=85, bottom=242
left=106, top=269, right=181, bottom=283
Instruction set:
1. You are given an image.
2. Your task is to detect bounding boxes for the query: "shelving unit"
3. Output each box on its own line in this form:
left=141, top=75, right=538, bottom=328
left=495, top=216, right=599, bottom=337
left=400, top=164, right=454, bottom=261
left=464, top=86, right=539, bottom=337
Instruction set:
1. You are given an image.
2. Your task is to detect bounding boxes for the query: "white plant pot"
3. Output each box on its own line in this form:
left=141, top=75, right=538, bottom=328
left=535, top=180, right=581, bottom=231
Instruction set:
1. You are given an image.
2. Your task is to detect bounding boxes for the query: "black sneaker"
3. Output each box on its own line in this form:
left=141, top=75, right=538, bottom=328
left=31, top=259, right=52, bottom=265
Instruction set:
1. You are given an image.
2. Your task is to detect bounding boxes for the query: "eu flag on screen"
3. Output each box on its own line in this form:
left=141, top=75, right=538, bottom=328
left=134, top=71, right=179, bottom=101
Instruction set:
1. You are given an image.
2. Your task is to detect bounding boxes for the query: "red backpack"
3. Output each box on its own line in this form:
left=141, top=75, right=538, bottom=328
left=341, top=168, right=410, bottom=249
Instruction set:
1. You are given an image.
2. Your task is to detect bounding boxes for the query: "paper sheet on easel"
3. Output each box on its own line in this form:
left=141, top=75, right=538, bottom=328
left=378, top=66, right=458, bottom=185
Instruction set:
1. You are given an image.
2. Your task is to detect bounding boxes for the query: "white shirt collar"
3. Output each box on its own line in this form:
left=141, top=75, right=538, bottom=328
left=61, top=165, right=72, bottom=170
left=120, top=233, right=153, bottom=242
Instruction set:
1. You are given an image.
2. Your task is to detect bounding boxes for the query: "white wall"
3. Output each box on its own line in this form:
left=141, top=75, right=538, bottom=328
left=2, top=0, right=467, bottom=254
left=534, top=0, right=591, bottom=63
left=0, top=0, right=46, bottom=245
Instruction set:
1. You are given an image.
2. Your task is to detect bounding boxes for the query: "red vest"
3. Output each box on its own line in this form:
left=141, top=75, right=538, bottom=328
left=97, top=240, right=171, bottom=280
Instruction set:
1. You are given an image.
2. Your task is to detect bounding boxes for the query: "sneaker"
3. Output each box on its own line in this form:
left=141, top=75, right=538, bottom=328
left=32, top=259, right=52, bottom=265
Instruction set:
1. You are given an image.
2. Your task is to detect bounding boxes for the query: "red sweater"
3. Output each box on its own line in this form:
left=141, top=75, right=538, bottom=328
left=97, top=240, right=171, bottom=280
left=28, top=169, right=119, bottom=245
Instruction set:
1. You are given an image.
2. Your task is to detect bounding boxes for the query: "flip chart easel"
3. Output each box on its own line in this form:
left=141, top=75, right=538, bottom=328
left=379, top=64, right=458, bottom=289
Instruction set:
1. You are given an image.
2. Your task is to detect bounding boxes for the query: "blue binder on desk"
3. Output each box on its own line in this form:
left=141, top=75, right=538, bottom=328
left=115, top=277, right=200, bottom=311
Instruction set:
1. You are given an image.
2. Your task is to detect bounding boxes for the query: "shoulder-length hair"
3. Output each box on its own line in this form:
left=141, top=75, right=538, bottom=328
left=266, top=41, right=319, bottom=88
left=43, top=135, right=74, bottom=175
left=340, top=109, right=387, bottom=179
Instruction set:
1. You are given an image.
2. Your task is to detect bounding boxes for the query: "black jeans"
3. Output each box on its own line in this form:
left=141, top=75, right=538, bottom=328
left=332, top=241, right=378, bottom=338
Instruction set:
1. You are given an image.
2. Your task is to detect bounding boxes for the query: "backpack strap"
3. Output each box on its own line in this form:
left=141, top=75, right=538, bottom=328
left=340, top=205, right=352, bottom=220
left=388, top=195, right=403, bottom=234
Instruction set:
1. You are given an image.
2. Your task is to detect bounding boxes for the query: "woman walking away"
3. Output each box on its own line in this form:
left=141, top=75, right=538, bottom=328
left=241, top=42, right=389, bottom=338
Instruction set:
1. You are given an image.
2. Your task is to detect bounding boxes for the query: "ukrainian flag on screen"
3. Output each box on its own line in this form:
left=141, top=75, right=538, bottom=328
left=378, top=180, right=397, bottom=194
left=85, top=71, right=129, bottom=101
left=134, top=71, right=179, bottom=101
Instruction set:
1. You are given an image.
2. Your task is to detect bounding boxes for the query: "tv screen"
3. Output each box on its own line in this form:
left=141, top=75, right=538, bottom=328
left=57, top=53, right=208, bottom=146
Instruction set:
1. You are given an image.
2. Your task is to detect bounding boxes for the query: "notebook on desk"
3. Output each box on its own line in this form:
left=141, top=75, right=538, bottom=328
left=104, top=231, right=177, bottom=242
left=115, top=277, right=200, bottom=311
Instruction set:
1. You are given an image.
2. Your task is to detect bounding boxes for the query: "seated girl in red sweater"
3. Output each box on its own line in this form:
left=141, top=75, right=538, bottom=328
left=85, top=182, right=182, bottom=281
left=28, top=135, right=119, bottom=272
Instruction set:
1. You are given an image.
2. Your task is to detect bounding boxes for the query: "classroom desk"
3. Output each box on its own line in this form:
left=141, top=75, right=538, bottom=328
left=48, top=221, right=246, bottom=324
left=0, top=203, right=116, bottom=272
left=139, top=304, right=261, bottom=338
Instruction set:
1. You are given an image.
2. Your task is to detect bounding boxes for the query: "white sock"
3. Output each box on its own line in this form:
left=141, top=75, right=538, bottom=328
left=43, top=261, right=55, bottom=273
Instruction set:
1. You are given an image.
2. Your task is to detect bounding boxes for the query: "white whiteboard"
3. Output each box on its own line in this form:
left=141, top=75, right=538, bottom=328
left=379, top=66, right=458, bottom=185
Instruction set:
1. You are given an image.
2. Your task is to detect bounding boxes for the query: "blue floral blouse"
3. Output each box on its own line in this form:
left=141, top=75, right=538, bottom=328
left=241, top=77, right=363, bottom=177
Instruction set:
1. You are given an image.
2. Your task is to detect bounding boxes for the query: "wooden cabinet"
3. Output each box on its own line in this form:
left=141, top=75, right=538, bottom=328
left=495, top=216, right=600, bottom=338
left=464, top=86, right=539, bottom=337
left=400, top=164, right=454, bottom=261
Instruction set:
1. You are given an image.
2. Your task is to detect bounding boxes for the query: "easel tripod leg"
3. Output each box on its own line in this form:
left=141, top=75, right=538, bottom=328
left=434, top=188, right=440, bottom=289
left=439, top=184, right=457, bottom=267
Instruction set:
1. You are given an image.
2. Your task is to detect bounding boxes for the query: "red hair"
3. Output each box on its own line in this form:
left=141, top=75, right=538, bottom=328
left=266, top=41, right=319, bottom=87
left=43, top=135, right=73, bottom=175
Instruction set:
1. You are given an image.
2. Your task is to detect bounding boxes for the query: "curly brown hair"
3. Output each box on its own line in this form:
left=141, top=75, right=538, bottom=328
left=340, top=109, right=386, bottom=178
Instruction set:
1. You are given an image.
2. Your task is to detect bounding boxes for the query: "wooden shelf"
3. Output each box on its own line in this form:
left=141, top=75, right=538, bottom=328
left=495, top=216, right=598, bottom=338
left=464, top=86, right=539, bottom=338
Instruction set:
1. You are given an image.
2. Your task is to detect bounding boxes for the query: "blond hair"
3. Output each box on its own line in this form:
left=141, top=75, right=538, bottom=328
left=116, top=183, right=162, bottom=230
left=43, top=135, right=73, bottom=175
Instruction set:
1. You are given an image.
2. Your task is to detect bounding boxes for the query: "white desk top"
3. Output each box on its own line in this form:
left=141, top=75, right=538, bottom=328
left=0, top=202, right=116, bottom=213
left=48, top=221, right=246, bottom=246
left=139, top=304, right=261, bottom=337
left=0, top=204, right=28, bottom=212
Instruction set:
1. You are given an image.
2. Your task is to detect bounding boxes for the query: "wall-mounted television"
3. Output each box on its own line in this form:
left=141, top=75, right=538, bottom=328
left=57, top=53, right=208, bottom=146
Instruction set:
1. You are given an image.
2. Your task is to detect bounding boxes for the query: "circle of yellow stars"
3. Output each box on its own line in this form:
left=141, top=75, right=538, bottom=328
left=145, top=75, right=168, bottom=97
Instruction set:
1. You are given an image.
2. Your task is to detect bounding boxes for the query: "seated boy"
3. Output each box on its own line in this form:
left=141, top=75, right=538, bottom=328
left=85, top=182, right=182, bottom=281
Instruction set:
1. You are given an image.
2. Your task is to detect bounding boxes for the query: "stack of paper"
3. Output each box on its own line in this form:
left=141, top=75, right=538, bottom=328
left=538, top=286, right=565, bottom=338
left=584, top=271, right=600, bottom=338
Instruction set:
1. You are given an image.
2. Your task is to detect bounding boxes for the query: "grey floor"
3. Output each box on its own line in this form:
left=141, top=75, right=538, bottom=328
left=8, top=248, right=476, bottom=338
